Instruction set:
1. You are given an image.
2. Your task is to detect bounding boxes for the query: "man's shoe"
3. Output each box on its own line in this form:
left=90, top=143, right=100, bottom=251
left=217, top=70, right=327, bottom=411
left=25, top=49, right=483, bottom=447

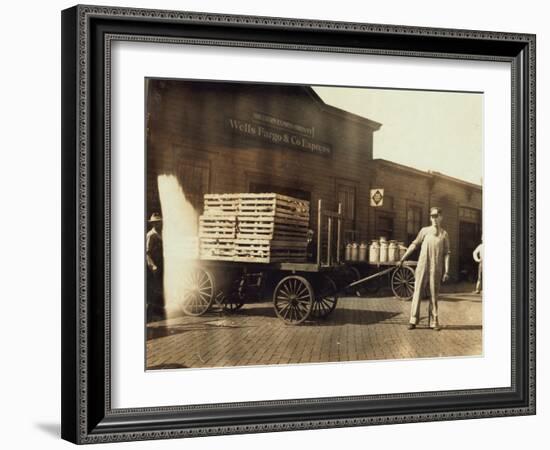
left=407, top=324, right=416, bottom=330
left=432, top=325, right=441, bottom=331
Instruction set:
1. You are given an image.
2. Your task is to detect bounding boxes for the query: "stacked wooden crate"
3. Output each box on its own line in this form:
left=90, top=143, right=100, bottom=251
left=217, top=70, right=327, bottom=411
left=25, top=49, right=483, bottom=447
left=234, top=193, right=310, bottom=263
left=198, top=193, right=310, bottom=263
left=198, top=194, right=238, bottom=260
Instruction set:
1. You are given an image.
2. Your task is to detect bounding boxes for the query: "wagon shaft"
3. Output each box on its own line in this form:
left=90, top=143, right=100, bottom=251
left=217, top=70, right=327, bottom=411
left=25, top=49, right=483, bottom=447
left=345, top=266, right=395, bottom=290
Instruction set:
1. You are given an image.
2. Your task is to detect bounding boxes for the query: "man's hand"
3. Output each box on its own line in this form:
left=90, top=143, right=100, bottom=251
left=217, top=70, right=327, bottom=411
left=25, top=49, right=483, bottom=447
left=442, top=272, right=449, bottom=283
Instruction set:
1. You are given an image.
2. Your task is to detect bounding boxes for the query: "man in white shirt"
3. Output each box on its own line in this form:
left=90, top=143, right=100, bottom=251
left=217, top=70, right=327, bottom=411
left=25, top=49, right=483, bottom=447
left=472, top=241, right=483, bottom=294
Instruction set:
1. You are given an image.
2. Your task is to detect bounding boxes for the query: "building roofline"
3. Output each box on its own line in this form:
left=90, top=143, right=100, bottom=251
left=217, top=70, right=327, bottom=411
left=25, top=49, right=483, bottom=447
left=374, top=158, right=432, bottom=179
left=303, top=87, right=383, bottom=131
left=374, top=158, right=482, bottom=190
left=428, top=170, right=482, bottom=190
left=155, top=79, right=383, bottom=132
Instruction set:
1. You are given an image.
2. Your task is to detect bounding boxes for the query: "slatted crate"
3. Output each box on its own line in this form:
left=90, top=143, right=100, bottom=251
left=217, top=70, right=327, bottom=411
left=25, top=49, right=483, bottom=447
left=198, top=193, right=311, bottom=263
left=233, top=239, right=308, bottom=263
left=199, top=238, right=236, bottom=260
left=236, top=193, right=309, bottom=247
left=203, top=193, right=239, bottom=215
left=237, top=193, right=309, bottom=220
left=198, top=215, right=236, bottom=239
left=236, top=217, right=309, bottom=240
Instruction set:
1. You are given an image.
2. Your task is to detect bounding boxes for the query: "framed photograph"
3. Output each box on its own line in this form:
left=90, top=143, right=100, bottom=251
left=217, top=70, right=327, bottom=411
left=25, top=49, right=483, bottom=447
left=61, top=4, right=536, bottom=444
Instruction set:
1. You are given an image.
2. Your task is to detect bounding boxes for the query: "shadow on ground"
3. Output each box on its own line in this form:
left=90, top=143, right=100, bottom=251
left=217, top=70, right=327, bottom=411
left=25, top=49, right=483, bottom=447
left=147, top=363, right=188, bottom=370
left=147, top=320, right=255, bottom=340
left=159, top=305, right=402, bottom=327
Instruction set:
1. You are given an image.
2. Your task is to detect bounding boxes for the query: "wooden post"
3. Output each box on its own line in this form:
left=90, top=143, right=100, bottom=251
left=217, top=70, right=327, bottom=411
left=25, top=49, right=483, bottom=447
left=317, top=199, right=322, bottom=266
left=336, top=203, right=342, bottom=263
left=327, top=216, right=333, bottom=266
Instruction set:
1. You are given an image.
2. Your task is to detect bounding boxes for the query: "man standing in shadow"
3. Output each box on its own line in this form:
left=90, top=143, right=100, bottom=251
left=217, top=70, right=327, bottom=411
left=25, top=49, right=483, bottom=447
left=146, top=212, right=165, bottom=322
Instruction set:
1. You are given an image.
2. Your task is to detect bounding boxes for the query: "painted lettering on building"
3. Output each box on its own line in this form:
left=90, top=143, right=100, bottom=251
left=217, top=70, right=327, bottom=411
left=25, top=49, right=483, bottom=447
left=226, top=117, right=331, bottom=156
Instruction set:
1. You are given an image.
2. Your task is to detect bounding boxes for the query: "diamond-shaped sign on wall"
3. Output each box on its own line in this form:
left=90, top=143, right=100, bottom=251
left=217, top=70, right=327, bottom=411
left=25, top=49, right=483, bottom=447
left=370, top=188, right=384, bottom=207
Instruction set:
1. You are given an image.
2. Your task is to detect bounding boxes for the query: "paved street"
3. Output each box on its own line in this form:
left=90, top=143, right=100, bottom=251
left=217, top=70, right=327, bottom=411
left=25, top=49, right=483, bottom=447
left=146, top=286, right=482, bottom=370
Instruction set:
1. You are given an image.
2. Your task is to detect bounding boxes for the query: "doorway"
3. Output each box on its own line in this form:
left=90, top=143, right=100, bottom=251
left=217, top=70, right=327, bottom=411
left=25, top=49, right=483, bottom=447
left=459, top=221, right=482, bottom=281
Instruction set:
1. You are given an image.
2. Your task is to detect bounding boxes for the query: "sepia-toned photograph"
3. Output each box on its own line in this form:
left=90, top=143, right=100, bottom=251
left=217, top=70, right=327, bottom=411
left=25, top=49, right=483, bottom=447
left=145, top=78, right=483, bottom=370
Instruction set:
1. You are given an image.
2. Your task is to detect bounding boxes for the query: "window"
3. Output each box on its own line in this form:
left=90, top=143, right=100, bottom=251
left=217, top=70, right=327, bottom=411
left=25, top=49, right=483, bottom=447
left=176, top=159, right=210, bottom=214
left=336, top=182, right=357, bottom=242
left=459, top=207, right=481, bottom=223
left=407, top=205, right=422, bottom=244
left=375, top=213, right=394, bottom=240
left=249, top=182, right=311, bottom=202
left=382, top=195, right=394, bottom=210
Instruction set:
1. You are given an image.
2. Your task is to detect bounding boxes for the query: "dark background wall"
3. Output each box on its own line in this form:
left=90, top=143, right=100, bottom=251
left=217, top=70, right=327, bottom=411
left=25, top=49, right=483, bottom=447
left=146, top=79, right=379, bottom=249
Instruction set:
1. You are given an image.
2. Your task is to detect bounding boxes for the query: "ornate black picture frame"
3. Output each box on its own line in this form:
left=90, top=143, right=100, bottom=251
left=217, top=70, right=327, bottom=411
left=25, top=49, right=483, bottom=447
left=61, top=4, right=536, bottom=444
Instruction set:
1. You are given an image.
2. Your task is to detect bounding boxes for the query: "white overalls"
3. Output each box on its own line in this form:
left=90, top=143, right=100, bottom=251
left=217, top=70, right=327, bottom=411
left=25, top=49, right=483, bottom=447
left=409, top=226, right=450, bottom=327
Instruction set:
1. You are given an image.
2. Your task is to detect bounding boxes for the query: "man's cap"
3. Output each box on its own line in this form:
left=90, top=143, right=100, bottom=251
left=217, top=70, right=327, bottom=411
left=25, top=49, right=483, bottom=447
left=148, top=212, right=162, bottom=223
left=430, top=207, right=443, bottom=216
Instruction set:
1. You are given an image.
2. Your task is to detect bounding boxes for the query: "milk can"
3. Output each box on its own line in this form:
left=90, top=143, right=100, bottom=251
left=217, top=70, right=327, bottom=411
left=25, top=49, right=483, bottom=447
left=388, top=240, right=398, bottom=262
left=351, top=242, right=359, bottom=261
left=345, top=243, right=352, bottom=261
left=359, top=242, right=368, bottom=261
left=379, top=239, right=388, bottom=263
left=369, top=240, right=380, bottom=263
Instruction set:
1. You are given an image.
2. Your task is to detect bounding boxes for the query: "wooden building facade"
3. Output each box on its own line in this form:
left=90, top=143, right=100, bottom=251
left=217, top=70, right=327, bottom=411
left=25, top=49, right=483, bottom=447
left=369, top=159, right=482, bottom=280
left=146, top=79, right=482, bottom=280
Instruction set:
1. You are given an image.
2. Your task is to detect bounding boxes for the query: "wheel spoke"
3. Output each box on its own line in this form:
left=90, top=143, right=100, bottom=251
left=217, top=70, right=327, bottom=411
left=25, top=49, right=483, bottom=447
left=280, top=284, right=291, bottom=297
left=181, top=268, right=214, bottom=316
left=295, top=285, right=308, bottom=298
left=290, top=306, right=298, bottom=322
left=295, top=303, right=307, bottom=315
left=279, top=303, right=292, bottom=319
left=278, top=302, right=291, bottom=315
left=321, top=298, right=332, bottom=309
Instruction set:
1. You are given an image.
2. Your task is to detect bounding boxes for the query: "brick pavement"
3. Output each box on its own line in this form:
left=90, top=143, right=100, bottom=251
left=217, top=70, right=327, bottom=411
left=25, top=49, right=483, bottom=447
left=146, top=288, right=482, bottom=370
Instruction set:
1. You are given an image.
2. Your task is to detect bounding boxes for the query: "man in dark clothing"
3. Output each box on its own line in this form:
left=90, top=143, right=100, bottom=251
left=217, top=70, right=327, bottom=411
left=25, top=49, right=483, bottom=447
left=146, top=212, right=165, bottom=321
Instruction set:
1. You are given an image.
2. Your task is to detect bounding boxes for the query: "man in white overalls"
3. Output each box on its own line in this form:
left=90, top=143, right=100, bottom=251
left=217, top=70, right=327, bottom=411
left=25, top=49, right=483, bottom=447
left=398, top=207, right=451, bottom=331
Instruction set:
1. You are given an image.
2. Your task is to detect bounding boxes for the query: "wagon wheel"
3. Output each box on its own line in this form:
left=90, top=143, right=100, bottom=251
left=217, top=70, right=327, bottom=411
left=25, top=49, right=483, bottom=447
left=214, top=290, right=244, bottom=313
left=180, top=267, right=215, bottom=316
left=391, top=265, right=416, bottom=300
left=273, top=275, right=314, bottom=325
left=341, top=266, right=362, bottom=297
left=362, top=267, right=381, bottom=295
left=311, top=275, right=338, bottom=319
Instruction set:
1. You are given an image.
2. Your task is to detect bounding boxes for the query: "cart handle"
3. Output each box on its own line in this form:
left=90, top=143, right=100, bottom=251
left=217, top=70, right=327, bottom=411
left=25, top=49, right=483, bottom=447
left=346, top=266, right=395, bottom=289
